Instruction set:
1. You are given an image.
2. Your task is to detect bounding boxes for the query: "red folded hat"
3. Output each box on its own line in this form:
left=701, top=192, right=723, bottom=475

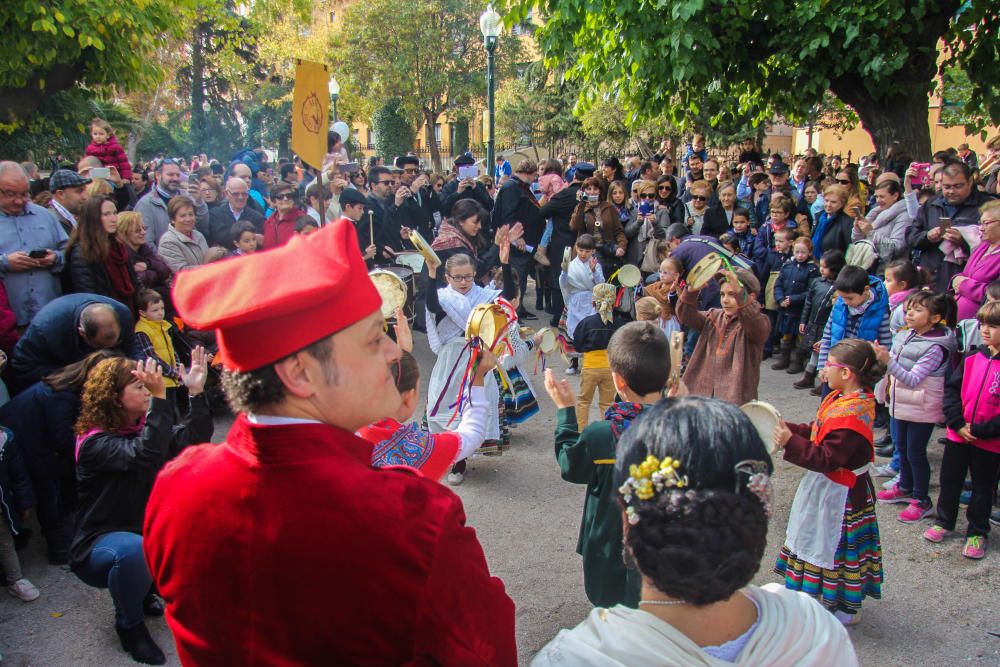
left=172, top=218, right=381, bottom=371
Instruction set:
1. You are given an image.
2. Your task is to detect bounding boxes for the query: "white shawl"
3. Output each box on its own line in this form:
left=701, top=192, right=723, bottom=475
left=531, top=584, right=859, bottom=667
left=426, top=284, right=501, bottom=354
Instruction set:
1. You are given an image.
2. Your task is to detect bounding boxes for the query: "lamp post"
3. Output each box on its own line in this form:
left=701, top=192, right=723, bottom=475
left=479, top=5, right=501, bottom=172
left=329, top=77, right=340, bottom=123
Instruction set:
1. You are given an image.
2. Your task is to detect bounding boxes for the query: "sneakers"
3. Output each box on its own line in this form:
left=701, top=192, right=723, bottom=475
left=7, top=578, right=40, bottom=602
left=876, top=483, right=912, bottom=504
left=959, top=489, right=972, bottom=506
left=565, top=366, right=577, bottom=375
left=833, top=609, right=861, bottom=626
left=898, top=499, right=934, bottom=523
left=446, top=471, right=465, bottom=486
left=991, top=509, right=1000, bottom=527
left=872, top=463, right=898, bottom=478
left=922, top=525, right=950, bottom=543
left=962, top=535, right=987, bottom=560
left=882, top=474, right=900, bottom=491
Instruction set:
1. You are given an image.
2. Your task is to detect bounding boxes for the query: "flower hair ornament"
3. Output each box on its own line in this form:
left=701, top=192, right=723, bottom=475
left=619, top=454, right=689, bottom=525
left=734, top=459, right=773, bottom=517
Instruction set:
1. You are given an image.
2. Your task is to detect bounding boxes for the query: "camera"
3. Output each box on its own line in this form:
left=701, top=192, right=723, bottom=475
left=638, top=200, right=654, bottom=216
left=585, top=193, right=600, bottom=203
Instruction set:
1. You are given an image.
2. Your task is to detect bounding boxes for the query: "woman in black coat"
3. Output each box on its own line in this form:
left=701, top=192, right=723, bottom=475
left=811, top=184, right=855, bottom=258
left=65, top=196, right=140, bottom=314
left=653, top=175, right=685, bottom=233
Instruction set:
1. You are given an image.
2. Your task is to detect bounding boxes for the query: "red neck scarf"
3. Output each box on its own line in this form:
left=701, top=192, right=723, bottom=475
left=103, top=238, right=136, bottom=304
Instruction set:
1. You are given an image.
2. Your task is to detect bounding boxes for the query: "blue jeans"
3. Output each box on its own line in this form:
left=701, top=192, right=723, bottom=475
left=74, top=531, right=152, bottom=628
left=889, top=418, right=901, bottom=473
left=891, top=418, right=936, bottom=502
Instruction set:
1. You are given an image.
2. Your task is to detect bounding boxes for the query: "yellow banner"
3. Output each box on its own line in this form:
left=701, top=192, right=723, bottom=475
left=291, top=60, right=330, bottom=170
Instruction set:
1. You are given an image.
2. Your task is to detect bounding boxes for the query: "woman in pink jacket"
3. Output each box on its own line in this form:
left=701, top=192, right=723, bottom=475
left=953, top=201, right=1000, bottom=321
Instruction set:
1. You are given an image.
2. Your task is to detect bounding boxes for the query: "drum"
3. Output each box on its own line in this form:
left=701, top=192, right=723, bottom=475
left=369, top=269, right=409, bottom=320
left=687, top=253, right=724, bottom=290
left=615, top=264, right=642, bottom=288
left=739, top=400, right=782, bottom=455
left=466, top=303, right=510, bottom=351
left=394, top=251, right=425, bottom=274
left=384, top=265, right=416, bottom=322
left=408, top=229, right=441, bottom=270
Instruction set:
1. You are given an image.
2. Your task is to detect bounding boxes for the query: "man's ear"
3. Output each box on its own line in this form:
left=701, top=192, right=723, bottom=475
left=611, top=371, right=628, bottom=395
left=272, top=352, right=318, bottom=399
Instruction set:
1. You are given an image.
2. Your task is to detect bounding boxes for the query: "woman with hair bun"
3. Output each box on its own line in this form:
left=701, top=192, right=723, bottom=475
left=774, top=338, right=886, bottom=627
left=533, top=396, right=858, bottom=666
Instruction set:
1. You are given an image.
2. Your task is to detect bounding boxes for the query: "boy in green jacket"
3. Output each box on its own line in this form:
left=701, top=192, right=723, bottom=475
left=544, top=321, right=672, bottom=608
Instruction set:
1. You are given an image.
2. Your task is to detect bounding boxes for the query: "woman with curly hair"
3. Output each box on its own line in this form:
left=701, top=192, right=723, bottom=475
left=70, top=349, right=212, bottom=665
left=534, top=396, right=858, bottom=666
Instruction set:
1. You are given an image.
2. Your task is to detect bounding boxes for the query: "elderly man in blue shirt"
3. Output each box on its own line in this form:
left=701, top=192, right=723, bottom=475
left=0, top=161, right=67, bottom=328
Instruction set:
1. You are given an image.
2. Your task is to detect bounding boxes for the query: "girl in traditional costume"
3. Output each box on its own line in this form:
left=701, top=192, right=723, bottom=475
left=773, top=338, right=885, bottom=626
left=559, top=233, right=604, bottom=374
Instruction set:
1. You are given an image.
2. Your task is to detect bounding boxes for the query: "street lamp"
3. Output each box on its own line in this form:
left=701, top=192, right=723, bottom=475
left=480, top=5, right=501, bottom=171
left=328, top=77, right=340, bottom=123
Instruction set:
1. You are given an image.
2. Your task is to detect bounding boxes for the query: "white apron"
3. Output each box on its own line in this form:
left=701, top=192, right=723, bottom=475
left=784, top=464, right=869, bottom=570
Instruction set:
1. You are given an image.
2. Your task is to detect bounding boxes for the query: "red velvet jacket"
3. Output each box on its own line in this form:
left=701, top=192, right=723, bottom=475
left=84, top=135, right=132, bottom=180
left=262, top=209, right=306, bottom=250
left=144, top=415, right=516, bottom=666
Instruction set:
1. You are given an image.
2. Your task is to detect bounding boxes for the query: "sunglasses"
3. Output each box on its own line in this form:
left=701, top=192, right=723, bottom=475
left=638, top=193, right=656, bottom=199
left=273, top=193, right=296, bottom=201
left=690, top=195, right=707, bottom=202
left=658, top=185, right=672, bottom=191
left=836, top=179, right=851, bottom=185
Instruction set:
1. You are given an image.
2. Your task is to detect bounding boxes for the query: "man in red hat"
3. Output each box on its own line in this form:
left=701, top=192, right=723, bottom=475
left=143, top=219, right=516, bottom=665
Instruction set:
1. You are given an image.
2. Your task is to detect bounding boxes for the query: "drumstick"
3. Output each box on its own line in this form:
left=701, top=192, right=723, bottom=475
left=368, top=211, right=374, bottom=248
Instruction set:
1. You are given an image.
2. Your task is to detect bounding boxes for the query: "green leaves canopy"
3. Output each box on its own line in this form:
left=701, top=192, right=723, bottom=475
left=511, top=0, right=1000, bottom=155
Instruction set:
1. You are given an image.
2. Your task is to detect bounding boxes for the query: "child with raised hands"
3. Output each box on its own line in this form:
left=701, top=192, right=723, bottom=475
left=356, top=308, right=497, bottom=484
left=544, top=321, right=672, bottom=609
left=773, top=338, right=886, bottom=627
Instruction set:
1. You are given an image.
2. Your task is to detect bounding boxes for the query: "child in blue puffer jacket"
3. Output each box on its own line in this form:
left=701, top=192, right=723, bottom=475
left=772, top=237, right=819, bottom=371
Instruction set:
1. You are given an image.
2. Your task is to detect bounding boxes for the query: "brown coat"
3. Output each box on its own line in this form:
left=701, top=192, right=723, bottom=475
left=676, top=287, right=771, bottom=405
left=571, top=202, right=627, bottom=252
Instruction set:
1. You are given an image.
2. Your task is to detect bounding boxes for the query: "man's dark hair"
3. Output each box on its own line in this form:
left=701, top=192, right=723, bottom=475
left=834, top=265, right=870, bottom=294
left=748, top=173, right=770, bottom=188
left=664, top=223, right=690, bottom=242
left=79, top=303, right=119, bottom=340
left=608, top=322, right=670, bottom=395
left=933, top=150, right=951, bottom=163
left=639, top=161, right=657, bottom=176
left=279, top=163, right=296, bottom=180
left=940, top=159, right=971, bottom=181
left=222, top=336, right=336, bottom=413
left=368, top=166, right=391, bottom=186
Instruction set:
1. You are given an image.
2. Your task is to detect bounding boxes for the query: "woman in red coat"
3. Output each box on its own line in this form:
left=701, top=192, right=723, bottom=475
left=261, top=182, right=306, bottom=250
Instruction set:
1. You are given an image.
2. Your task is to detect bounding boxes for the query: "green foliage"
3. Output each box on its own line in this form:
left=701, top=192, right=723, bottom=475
left=495, top=61, right=587, bottom=150
left=514, top=0, right=1000, bottom=155
left=938, top=65, right=991, bottom=135
left=136, top=122, right=183, bottom=159
left=372, top=99, right=416, bottom=161
left=0, top=0, right=199, bottom=127
left=453, top=121, right=470, bottom=154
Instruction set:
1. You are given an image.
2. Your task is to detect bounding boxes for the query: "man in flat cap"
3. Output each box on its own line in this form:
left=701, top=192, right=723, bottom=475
left=439, top=153, right=493, bottom=218
left=144, top=219, right=515, bottom=666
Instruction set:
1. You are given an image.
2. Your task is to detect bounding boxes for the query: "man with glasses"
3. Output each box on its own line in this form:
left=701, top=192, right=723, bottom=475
left=205, top=177, right=265, bottom=248
left=908, top=160, right=996, bottom=292
left=0, top=162, right=68, bottom=329
left=135, top=159, right=209, bottom=247
left=390, top=156, right=438, bottom=246
left=439, top=154, right=493, bottom=218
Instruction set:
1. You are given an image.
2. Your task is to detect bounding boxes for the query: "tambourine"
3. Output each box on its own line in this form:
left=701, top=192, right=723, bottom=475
left=369, top=269, right=408, bottom=319
left=686, top=253, right=724, bottom=290
left=408, top=229, right=441, bottom=270
left=613, top=264, right=642, bottom=288
left=536, top=327, right=559, bottom=354
left=466, top=303, right=510, bottom=351
left=739, top=400, right=782, bottom=455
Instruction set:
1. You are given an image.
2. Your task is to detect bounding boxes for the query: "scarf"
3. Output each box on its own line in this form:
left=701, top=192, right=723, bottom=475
left=810, top=210, right=837, bottom=258
left=614, top=203, right=631, bottom=223
left=889, top=286, right=916, bottom=310
left=593, top=283, right=616, bottom=324
left=604, top=402, right=646, bottom=440
left=155, top=185, right=176, bottom=203
left=811, top=389, right=875, bottom=487
left=431, top=220, right=477, bottom=256
left=103, top=239, right=136, bottom=305
left=567, top=257, right=598, bottom=293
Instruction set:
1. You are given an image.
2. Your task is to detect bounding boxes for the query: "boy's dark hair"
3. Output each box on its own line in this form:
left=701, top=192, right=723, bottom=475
left=392, top=350, right=421, bottom=393
left=774, top=227, right=797, bottom=242
left=748, top=173, right=769, bottom=188
left=230, top=221, right=257, bottom=246
left=984, top=279, right=1000, bottom=303
left=834, top=265, right=870, bottom=294
left=575, top=233, right=596, bottom=250
left=137, top=289, right=163, bottom=312
left=731, top=207, right=751, bottom=223
left=820, top=249, right=846, bottom=277
left=608, top=321, right=670, bottom=395
left=295, top=217, right=319, bottom=233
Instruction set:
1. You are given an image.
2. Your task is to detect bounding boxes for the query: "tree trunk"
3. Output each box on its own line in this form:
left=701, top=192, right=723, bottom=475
left=848, top=90, right=932, bottom=162
left=425, top=110, right=441, bottom=173
left=190, top=24, right=206, bottom=151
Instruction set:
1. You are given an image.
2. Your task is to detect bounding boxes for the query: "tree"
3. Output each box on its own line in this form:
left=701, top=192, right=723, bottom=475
left=371, top=100, right=417, bottom=162
left=0, top=0, right=197, bottom=128
left=514, top=0, right=1000, bottom=160
left=330, top=0, right=521, bottom=171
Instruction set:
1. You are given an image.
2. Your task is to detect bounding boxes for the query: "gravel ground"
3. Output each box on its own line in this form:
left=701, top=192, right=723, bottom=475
left=1, top=333, right=998, bottom=666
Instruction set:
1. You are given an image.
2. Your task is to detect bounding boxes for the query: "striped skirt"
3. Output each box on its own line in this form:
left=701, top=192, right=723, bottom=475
left=774, top=501, right=883, bottom=611
left=501, top=367, right=539, bottom=426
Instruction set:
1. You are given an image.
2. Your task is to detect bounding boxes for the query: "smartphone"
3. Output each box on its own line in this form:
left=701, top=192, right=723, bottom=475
left=638, top=200, right=654, bottom=216
left=910, top=162, right=930, bottom=187
left=938, top=217, right=952, bottom=231
left=28, top=249, right=48, bottom=259
left=91, top=167, right=111, bottom=179
left=457, top=165, right=479, bottom=180
left=338, top=162, right=360, bottom=175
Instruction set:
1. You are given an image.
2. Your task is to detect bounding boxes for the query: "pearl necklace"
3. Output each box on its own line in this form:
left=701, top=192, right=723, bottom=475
left=639, top=599, right=687, bottom=607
